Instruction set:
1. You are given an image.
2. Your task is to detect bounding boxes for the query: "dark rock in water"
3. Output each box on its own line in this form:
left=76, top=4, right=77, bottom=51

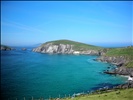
left=21, top=48, right=27, bottom=50
left=107, top=66, right=111, bottom=69
left=104, top=71, right=116, bottom=75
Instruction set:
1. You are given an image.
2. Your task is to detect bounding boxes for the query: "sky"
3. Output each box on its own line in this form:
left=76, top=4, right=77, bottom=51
left=1, top=1, right=133, bottom=47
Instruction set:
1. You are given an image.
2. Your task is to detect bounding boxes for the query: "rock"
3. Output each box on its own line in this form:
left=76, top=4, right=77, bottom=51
left=21, top=48, right=27, bottom=50
left=96, top=56, right=133, bottom=76
left=114, top=81, right=133, bottom=89
left=1, top=45, right=12, bottom=51
left=96, top=56, right=127, bottom=66
left=104, top=71, right=116, bottom=75
left=115, top=67, right=133, bottom=75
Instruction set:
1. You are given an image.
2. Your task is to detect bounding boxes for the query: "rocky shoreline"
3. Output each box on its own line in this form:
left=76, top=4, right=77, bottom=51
left=95, top=56, right=133, bottom=91
left=96, top=56, right=133, bottom=76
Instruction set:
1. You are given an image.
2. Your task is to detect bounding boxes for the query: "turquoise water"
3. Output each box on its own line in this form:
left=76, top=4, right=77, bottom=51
left=1, top=47, right=127, bottom=99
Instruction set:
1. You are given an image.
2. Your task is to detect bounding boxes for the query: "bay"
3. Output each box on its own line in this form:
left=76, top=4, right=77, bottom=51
left=1, top=48, right=127, bottom=99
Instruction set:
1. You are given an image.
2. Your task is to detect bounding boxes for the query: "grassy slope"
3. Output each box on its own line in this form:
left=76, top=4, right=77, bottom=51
left=62, top=88, right=133, bottom=100
left=105, top=47, right=133, bottom=68
left=42, top=39, right=103, bottom=51
left=105, top=47, right=133, bottom=58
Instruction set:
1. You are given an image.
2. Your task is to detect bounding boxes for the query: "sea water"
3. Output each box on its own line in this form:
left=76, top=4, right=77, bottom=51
left=1, top=47, right=127, bottom=99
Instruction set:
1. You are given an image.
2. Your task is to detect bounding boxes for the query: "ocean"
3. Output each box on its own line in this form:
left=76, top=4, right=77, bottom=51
left=1, top=47, right=127, bottom=100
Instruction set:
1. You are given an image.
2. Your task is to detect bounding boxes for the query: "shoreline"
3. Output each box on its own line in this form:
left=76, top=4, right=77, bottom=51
left=96, top=56, right=133, bottom=76
left=1, top=50, right=132, bottom=99
left=71, top=56, right=132, bottom=98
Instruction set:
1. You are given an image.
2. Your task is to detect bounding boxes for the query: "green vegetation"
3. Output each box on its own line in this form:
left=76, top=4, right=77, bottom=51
left=125, top=61, right=133, bottom=68
left=105, top=46, right=133, bottom=68
left=105, top=47, right=133, bottom=58
left=62, top=88, right=133, bottom=100
left=42, top=39, right=103, bottom=51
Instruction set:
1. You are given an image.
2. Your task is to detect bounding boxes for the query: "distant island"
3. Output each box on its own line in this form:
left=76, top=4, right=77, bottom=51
left=1, top=45, right=13, bottom=50
left=0, top=45, right=26, bottom=51
left=32, top=39, right=104, bottom=55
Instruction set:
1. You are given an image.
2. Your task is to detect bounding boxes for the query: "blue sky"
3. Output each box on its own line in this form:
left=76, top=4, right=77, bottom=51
left=1, top=1, right=133, bottom=47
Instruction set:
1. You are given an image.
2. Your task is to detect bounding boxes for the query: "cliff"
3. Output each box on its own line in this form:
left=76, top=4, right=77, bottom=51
left=96, top=46, right=133, bottom=76
left=32, top=40, right=103, bottom=55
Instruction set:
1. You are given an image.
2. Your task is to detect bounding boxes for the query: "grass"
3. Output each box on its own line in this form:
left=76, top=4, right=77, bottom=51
left=42, top=39, right=103, bottom=51
left=125, top=61, right=133, bottom=68
left=105, top=47, right=133, bottom=58
left=62, top=88, right=133, bottom=100
left=105, top=46, right=133, bottom=68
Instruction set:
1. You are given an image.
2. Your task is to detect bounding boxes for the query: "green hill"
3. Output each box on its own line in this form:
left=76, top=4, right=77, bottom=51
left=42, top=39, right=103, bottom=51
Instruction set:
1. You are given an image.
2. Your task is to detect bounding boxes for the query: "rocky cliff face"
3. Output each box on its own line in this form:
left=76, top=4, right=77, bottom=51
left=97, top=56, right=127, bottom=66
left=96, top=56, right=133, bottom=75
left=32, top=43, right=100, bottom=55
left=33, top=43, right=74, bottom=54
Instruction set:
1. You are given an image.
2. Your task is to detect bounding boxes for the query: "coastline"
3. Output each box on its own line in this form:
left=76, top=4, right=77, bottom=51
left=1, top=51, right=133, bottom=100
left=96, top=56, right=133, bottom=76
left=65, top=55, right=132, bottom=98
left=1, top=47, right=133, bottom=99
